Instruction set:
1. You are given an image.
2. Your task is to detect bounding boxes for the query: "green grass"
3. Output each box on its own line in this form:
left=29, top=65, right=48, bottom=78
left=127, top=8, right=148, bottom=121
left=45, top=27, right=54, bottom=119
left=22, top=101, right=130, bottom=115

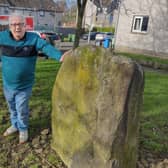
left=0, top=57, right=167, bottom=156
left=29, top=59, right=61, bottom=137
left=116, top=52, right=168, bottom=65
left=115, top=52, right=168, bottom=154
left=140, top=71, right=168, bottom=153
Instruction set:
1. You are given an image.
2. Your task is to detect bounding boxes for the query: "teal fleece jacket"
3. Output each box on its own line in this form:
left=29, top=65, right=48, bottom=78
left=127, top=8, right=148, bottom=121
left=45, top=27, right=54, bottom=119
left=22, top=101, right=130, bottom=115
left=0, top=30, right=62, bottom=90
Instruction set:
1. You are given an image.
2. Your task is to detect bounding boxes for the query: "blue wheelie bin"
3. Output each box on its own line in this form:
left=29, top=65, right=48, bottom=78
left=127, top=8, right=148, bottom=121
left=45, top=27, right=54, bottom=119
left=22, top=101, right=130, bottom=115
left=103, top=38, right=110, bottom=48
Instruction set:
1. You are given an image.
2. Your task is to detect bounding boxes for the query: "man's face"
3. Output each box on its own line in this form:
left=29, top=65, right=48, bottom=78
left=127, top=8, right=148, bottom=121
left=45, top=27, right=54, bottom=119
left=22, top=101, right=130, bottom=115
left=9, top=16, right=26, bottom=41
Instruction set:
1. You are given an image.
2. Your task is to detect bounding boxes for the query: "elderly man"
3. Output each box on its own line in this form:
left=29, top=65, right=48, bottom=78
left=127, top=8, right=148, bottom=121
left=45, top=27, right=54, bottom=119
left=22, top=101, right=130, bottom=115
left=0, top=13, right=65, bottom=144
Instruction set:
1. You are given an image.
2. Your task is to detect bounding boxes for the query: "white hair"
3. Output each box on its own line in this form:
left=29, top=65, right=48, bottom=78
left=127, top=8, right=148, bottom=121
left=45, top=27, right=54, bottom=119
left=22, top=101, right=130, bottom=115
left=8, top=12, right=26, bottom=24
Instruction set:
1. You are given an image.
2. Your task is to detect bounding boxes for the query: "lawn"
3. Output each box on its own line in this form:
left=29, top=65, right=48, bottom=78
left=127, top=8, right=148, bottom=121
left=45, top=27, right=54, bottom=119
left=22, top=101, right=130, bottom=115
left=29, top=59, right=61, bottom=136
left=140, top=71, right=168, bottom=154
left=0, top=57, right=167, bottom=156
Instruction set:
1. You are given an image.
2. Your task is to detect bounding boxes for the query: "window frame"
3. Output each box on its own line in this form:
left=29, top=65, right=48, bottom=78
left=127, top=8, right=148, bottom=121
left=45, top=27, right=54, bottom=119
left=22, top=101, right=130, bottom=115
left=39, top=10, right=45, bottom=17
left=132, top=15, right=149, bottom=33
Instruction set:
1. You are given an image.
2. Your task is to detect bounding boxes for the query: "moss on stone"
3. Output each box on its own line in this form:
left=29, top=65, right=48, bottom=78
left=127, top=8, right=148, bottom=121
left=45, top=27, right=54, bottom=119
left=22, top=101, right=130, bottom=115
left=52, top=45, right=143, bottom=168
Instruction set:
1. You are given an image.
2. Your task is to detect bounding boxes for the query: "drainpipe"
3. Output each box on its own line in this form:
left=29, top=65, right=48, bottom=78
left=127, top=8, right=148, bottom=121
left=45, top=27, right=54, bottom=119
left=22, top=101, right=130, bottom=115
left=112, top=1, right=121, bottom=49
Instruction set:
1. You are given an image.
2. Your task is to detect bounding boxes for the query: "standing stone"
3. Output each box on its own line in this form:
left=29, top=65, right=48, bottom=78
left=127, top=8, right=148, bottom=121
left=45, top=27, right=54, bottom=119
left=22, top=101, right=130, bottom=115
left=52, top=45, right=144, bottom=168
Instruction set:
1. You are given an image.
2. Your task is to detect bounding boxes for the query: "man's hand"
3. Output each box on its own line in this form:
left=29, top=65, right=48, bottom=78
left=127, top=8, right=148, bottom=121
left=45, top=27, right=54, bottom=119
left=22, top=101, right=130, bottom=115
left=60, top=49, right=73, bottom=62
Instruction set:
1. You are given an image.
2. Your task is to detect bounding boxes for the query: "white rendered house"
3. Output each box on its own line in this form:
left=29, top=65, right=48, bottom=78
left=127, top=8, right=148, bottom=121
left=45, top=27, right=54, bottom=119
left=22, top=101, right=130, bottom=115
left=115, top=0, right=168, bottom=57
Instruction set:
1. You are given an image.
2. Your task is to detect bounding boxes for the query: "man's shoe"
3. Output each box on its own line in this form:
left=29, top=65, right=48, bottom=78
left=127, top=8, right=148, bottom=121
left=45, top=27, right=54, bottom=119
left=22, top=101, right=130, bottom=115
left=19, top=130, right=28, bottom=144
left=3, top=126, right=18, bottom=137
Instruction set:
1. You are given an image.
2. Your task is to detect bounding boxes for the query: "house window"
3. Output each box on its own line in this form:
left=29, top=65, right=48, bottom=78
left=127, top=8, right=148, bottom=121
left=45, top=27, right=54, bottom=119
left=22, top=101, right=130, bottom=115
left=132, top=16, right=149, bottom=33
left=4, top=7, right=9, bottom=14
left=39, top=10, right=45, bottom=17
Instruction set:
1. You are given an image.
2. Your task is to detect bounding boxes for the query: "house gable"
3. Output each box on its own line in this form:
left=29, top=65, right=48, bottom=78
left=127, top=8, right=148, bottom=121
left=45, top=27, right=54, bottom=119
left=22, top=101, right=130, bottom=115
left=115, top=0, right=168, bottom=57
left=0, top=0, right=64, bottom=30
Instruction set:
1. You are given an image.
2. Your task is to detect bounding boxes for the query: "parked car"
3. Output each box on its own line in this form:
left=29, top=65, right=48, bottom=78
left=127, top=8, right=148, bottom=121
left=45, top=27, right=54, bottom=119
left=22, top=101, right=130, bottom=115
left=43, top=31, right=60, bottom=42
left=27, top=30, right=46, bottom=39
left=27, top=30, right=60, bottom=58
left=82, top=32, right=99, bottom=40
left=27, top=30, right=60, bottom=43
left=95, top=32, right=113, bottom=41
left=95, top=32, right=114, bottom=47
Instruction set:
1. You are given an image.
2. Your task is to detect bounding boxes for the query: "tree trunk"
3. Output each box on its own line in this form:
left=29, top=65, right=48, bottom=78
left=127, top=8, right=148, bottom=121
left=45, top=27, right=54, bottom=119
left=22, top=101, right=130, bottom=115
left=73, top=0, right=87, bottom=49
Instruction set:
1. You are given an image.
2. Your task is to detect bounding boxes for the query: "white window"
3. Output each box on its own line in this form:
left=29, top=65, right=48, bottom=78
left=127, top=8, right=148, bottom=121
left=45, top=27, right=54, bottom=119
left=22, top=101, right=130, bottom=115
left=39, top=10, right=45, bottom=17
left=132, top=16, right=149, bottom=33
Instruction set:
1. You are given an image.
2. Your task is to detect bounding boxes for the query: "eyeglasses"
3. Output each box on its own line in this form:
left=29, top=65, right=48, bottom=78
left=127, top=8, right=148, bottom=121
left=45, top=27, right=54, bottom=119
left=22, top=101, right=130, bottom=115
left=10, top=23, right=25, bottom=27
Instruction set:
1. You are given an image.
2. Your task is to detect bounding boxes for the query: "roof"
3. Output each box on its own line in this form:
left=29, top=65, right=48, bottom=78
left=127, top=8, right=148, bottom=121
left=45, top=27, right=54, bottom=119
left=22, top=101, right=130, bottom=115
left=0, top=0, right=64, bottom=12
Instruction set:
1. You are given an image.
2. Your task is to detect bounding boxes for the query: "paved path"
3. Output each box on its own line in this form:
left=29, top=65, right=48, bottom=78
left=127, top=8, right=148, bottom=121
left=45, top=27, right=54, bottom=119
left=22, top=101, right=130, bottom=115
left=55, top=39, right=95, bottom=51
left=143, top=66, right=168, bottom=75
